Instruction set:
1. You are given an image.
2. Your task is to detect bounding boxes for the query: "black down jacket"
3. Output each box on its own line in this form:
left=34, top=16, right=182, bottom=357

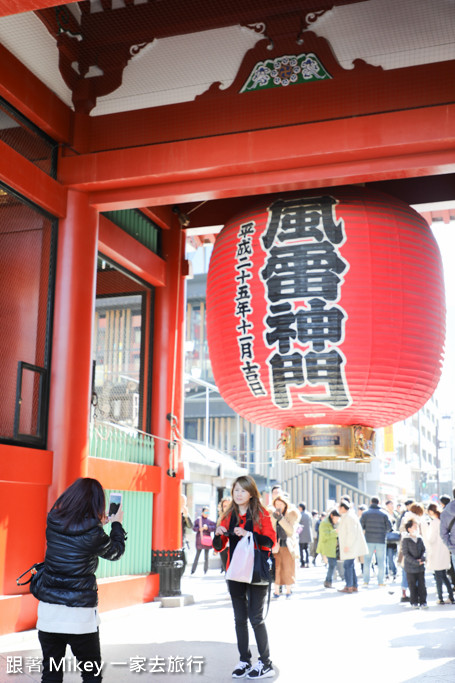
left=34, top=512, right=127, bottom=607
left=360, top=504, right=392, bottom=543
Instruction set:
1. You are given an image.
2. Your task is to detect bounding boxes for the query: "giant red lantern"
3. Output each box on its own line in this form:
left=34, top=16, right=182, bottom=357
left=206, top=189, right=445, bottom=459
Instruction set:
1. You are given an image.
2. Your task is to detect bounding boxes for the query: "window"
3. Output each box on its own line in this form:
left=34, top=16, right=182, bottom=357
left=0, top=185, right=56, bottom=446
left=93, top=294, right=144, bottom=429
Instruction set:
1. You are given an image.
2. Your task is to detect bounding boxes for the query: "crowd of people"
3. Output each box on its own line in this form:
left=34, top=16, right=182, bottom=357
left=180, top=482, right=455, bottom=679
left=30, top=476, right=455, bottom=682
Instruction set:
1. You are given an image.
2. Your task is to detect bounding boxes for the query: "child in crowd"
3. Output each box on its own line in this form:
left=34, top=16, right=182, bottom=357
left=401, top=518, right=427, bottom=609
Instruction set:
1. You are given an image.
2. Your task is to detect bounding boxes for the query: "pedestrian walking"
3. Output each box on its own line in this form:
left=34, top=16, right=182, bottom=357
left=32, top=477, right=127, bottom=682
left=385, top=500, right=399, bottom=581
left=297, top=503, right=313, bottom=568
left=316, top=509, right=340, bottom=588
left=337, top=500, right=368, bottom=593
left=426, top=503, right=455, bottom=604
left=270, top=496, right=299, bottom=598
left=440, top=493, right=455, bottom=573
left=213, top=475, right=276, bottom=680
left=191, top=507, right=216, bottom=575
left=311, top=511, right=325, bottom=566
left=439, top=489, right=455, bottom=588
left=360, top=496, right=392, bottom=586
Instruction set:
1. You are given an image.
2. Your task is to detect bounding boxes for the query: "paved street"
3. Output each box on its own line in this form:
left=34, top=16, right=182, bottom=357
left=1, top=562, right=455, bottom=683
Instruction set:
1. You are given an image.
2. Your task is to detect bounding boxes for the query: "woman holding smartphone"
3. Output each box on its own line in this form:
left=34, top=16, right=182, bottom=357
left=213, top=475, right=276, bottom=680
left=33, top=477, right=126, bottom=682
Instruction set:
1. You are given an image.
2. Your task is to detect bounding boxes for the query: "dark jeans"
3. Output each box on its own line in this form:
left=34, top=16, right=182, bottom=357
left=38, top=630, right=102, bottom=682
left=386, top=545, right=397, bottom=577
left=227, top=580, right=271, bottom=666
left=325, top=556, right=337, bottom=584
left=191, top=547, right=210, bottom=574
left=407, top=571, right=427, bottom=606
left=343, top=558, right=357, bottom=588
left=299, top=542, right=309, bottom=566
left=434, top=570, right=454, bottom=601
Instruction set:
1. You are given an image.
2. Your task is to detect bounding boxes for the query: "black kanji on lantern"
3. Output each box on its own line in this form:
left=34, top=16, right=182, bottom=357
left=260, top=241, right=348, bottom=302
left=261, top=195, right=351, bottom=411
left=261, top=195, right=345, bottom=250
left=234, top=220, right=267, bottom=397
left=265, top=303, right=297, bottom=354
left=296, top=298, right=346, bottom=352
left=238, top=335, right=254, bottom=360
left=269, top=352, right=306, bottom=408
left=302, top=349, right=350, bottom=407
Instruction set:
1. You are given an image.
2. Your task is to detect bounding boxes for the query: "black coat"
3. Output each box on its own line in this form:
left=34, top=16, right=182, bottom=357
left=401, top=534, right=426, bottom=574
left=35, top=512, right=126, bottom=607
left=360, top=504, right=392, bottom=543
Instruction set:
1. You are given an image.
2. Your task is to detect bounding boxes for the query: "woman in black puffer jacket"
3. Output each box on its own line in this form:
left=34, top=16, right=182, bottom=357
left=34, top=477, right=127, bottom=682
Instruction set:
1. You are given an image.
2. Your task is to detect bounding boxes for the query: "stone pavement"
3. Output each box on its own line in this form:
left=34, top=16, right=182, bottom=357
left=1, top=562, right=455, bottom=683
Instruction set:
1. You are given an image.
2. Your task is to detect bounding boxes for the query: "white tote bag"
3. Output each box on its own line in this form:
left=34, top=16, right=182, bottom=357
left=225, top=533, right=254, bottom=583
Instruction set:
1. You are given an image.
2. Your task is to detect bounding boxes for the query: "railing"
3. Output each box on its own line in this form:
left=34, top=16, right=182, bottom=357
left=89, top=420, right=154, bottom=578
left=89, top=420, right=154, bottom=464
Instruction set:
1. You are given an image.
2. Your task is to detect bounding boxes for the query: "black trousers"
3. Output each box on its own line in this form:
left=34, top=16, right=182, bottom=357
left=227, top=580, right=271, bottom=666
left=407, top=571, right=427, bottom=606
left=434, top=569, right=454, bottom=601
left=299, top=542, right=309, bottom=566
left=191, top=547, right=210, bottom=573
left=38, top=630, right=102, bottom=682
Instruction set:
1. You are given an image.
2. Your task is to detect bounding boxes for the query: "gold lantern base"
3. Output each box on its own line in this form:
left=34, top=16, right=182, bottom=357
left=281, top=425, right=375, bottom=464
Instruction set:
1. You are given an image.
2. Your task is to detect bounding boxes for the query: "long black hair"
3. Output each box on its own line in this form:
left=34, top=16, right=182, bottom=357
left=50, top=477, right=106, bottom=530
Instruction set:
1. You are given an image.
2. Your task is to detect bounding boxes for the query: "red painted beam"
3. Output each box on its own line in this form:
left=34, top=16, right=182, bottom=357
left=87, top=148, right=455, bottom=210
left=0, top=44, right=71, bottom=143
left=85, top=60, right=455, bottom=154
left=0, top=445, right=53, bottom=485
left=0, top=1, right=63, bottom=16
left=87, top=457, right=161, bottom=494
left=57, top=105, right=455, bottom=210
left=0, top=139, right=67, bottom=216
left=99, top=214, right=166, bottom=287
left=141, top=206, right=172, bottom=231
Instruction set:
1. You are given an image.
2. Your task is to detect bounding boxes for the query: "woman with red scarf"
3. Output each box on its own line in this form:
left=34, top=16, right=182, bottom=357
left=213, top=475, right=276, bottom=680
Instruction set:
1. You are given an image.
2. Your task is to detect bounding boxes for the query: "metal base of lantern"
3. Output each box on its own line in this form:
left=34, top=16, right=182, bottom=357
left=281, top=425, right=375, bottom=463
left=151, top=549, right=185, bottom=597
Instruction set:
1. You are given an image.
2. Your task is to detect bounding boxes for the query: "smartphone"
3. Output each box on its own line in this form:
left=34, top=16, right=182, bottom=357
left=108, top=492, right=122, bottom=517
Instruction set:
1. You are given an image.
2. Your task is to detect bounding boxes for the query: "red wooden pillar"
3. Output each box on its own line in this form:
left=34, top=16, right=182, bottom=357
left=151, top=216, right=186, bottom=595
left=47, top=190, right=99, bottom=506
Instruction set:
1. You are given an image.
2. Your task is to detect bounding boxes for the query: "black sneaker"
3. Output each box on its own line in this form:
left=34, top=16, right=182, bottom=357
left=232, top=661, right=251, bottom=678
left=247, top=661, right=275, bottom=679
